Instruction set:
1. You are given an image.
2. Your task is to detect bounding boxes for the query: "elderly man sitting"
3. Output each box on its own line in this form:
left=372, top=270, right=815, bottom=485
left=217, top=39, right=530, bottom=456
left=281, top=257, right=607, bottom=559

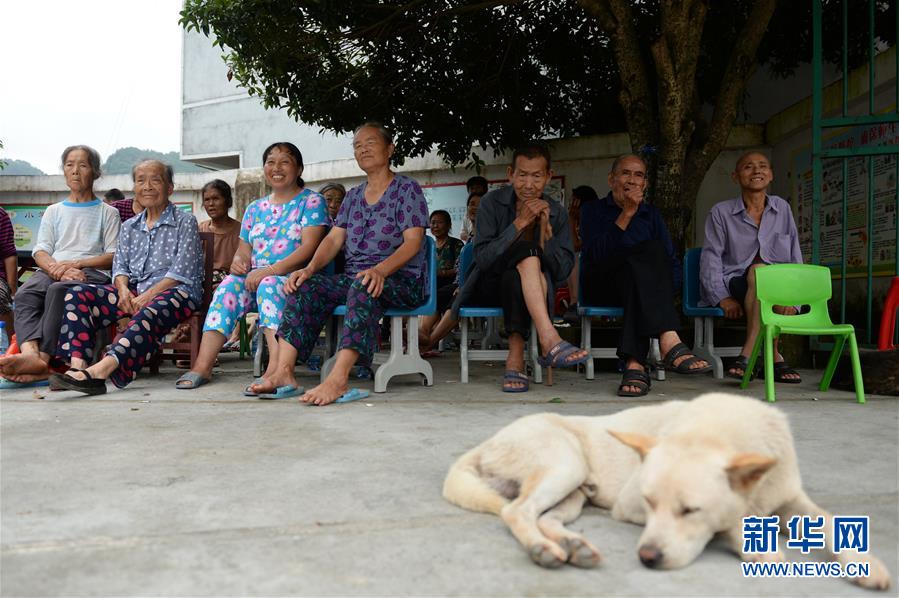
left=580, top=154, right=710, bottom=397
left=700, top=151, right=803, bottom=382
left=49, top=160, right=203, bottom=395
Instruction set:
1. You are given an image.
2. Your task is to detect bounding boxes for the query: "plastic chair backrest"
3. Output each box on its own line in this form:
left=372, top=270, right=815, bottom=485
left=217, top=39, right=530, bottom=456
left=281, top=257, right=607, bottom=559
left=458, top=242, right=475, bottom=287
left=683, top=248, right=702, bottom=309
left=755, top=264, right=834, bottom=328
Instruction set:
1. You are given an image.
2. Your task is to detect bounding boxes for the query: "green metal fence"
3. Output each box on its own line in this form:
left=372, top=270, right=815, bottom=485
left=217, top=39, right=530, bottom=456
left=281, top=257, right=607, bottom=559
left=811, top=0, right=898, bottom=345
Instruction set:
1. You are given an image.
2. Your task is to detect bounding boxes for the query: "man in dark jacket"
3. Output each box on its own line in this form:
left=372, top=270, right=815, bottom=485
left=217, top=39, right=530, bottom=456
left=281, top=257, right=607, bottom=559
left=581, top=154, right=710, bottom=397
left=452, top=142, right=588, bottom=392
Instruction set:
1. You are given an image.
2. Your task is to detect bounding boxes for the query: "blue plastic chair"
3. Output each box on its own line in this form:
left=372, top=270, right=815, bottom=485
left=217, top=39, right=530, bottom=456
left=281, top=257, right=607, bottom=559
left=456, top=243, right=542, bottom=384
left=577, top=254, right=662, bottom=380
left=323, top=237, right=437, bottom=392
left=683, top=248, right=742, bottom=379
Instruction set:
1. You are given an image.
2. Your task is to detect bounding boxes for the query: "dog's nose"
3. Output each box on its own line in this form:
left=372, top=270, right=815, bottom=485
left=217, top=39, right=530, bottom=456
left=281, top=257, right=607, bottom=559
left=638, top=545, right=664, bottom=568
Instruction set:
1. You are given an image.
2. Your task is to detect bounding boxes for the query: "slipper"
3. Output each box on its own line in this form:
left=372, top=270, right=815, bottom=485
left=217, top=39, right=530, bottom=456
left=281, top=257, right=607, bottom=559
left=502, top=370, right=529, bottom=393
left=758, top=361, right=803, bottom=384
left=243, top=377, right=267, bottom=396
left=537, top=340, right=589, bottom=369
left=726, top=355, right=754, bottom=380
left=335, top=388, right=370, bottom=403
left=175, top=371, right=210, bottom=390
left=659, top=342, right=712, bottom=375
left=618, top=368, right=651, bottom=397
left=0, top=378, right=50, bottom=390
left=258, top=385, right=305, bottom=400
left=48, top=370, right=107, bottom=396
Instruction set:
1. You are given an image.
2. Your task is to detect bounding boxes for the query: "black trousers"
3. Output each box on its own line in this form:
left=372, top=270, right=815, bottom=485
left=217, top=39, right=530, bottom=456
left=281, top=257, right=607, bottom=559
left=583, top=240, right=679, bottom=364
left=470, top=240, right=544, bottom=340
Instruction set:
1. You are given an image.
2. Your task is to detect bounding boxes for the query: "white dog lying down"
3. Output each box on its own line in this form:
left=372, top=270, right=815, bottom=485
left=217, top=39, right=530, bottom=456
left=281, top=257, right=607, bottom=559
left=443, top=393, right=891, bottom=591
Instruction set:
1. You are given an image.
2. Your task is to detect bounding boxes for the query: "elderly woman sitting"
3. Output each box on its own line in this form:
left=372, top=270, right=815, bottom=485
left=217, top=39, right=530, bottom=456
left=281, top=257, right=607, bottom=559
left=49, top=160, right=203, bottom=395
left=0, top=145, right=120, bottom=386
left=248, top=122, right=429, bottom=404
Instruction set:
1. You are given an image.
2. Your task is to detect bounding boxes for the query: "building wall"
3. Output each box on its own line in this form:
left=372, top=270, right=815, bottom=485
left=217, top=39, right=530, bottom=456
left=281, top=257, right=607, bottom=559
left=180, top=29, right=352, bottom=169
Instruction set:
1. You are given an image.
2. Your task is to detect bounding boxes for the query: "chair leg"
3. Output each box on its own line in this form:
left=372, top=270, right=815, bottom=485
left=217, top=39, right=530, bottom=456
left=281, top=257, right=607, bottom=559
left=763, top=328, right=776, bottom=403
left=530, top=321, right=542, bottom=384
left=650, top=338, right=665, bottom=381
left=582, top=315, right=594, bottom=380
left=373, top=316, right=433, bottom=393
left=819, top=335, right=846, bottom=392
left=460, top=317, right=470, bottom=383
left=847, top=332, right=865, bottom=404
left=741, top=331, right=764, bottom=390
left=703, top=317, right=724, bottom=379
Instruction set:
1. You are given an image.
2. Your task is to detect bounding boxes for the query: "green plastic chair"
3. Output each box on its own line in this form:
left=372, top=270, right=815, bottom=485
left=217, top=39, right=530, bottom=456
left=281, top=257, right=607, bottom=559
left=740, top=264, right=864, bottom=404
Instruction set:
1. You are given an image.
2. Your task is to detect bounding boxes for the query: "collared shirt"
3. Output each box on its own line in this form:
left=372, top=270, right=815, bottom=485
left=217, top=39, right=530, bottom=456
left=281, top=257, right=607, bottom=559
left=699, top=194, right=802, bottom=307
left=113, top=202, right=204, bottom=303
left=580, top=192, right=681, bottom=289
left=0, top=208, right=15, bottom=282
left=111, top=198, right=138, bottom=223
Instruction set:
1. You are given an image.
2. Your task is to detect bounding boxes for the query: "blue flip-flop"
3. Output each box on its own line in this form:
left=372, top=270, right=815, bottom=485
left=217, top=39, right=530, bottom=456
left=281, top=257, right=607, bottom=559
left=0, top=378, right=50, bottom=390
left=243, top=377, right=267, bottom=397
left=258, top=385, right=305, bottom=400
left=502, top=370, right=529, bottom=393
left=335, top=388, right=370, bottom=403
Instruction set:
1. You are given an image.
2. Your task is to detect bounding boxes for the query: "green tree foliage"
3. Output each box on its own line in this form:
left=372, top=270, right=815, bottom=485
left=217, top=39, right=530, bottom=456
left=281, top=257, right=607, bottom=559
left=180, top=0, right=895, bottom=249
left=102, top=147, right=207, bottom=175
left=0, top=159, right=46, bottom=176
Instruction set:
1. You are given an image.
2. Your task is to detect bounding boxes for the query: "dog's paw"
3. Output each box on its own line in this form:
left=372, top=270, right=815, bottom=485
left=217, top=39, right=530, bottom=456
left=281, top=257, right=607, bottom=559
left=560, top=537, right=602, bottom=569
left=529, top=541, right=567, bottom=568
left=743, top=551, right=786, bottom=564
left=850, top=555, right=892, bottom=591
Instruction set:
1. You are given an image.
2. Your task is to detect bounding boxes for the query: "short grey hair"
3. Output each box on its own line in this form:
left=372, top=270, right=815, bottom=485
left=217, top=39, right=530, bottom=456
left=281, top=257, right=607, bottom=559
left=61, top=145, right=102, bottom=181
left=131, top=159, right=174, bottom=186
left=353, top=121, right=393, bottom=146
left=609, top=154, right=647, bottom=175
left=319, top=182, right=346, bottom=198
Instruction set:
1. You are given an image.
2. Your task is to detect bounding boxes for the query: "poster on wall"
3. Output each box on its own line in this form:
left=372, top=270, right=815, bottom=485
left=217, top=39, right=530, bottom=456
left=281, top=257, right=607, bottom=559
left=1, top=202, right=195, bottom=251
left=422, top=177, right=564, bottom=238
left=792, top=120, right=898, bottom=278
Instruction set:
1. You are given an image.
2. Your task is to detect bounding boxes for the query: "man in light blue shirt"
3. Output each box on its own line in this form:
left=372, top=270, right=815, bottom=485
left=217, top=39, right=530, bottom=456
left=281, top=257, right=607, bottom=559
left=700, top=152, right=803, bottom=382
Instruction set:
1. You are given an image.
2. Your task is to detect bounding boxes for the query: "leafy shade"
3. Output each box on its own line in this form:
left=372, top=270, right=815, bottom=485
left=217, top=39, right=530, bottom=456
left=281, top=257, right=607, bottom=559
left=181, top=1, right=624, bottom=166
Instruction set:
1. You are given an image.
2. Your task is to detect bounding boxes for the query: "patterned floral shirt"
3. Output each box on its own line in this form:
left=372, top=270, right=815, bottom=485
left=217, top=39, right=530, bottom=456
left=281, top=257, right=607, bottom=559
left=239, top=189, right=328, bottom=268
left=335, top=174, right=430, bottom=279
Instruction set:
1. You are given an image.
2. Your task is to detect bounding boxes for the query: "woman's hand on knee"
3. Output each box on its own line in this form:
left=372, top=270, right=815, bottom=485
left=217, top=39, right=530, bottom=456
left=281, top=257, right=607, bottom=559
left=356, top=267, right=385, bottom=298
left=285, top=267, right=312, bottom=294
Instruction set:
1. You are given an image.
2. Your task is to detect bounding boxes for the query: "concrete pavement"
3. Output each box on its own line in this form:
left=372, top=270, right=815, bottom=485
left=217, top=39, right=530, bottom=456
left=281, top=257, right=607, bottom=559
left=2, top=354, right=897, bottom=596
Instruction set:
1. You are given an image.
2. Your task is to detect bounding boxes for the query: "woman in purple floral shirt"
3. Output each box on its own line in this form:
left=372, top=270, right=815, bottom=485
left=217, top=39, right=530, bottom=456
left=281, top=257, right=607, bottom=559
left=248, top=122, right=429, bottom=404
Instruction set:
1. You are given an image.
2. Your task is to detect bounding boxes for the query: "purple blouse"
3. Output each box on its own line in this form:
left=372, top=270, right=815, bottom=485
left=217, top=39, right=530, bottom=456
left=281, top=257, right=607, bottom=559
left=335, top=174, right=429, bottom=280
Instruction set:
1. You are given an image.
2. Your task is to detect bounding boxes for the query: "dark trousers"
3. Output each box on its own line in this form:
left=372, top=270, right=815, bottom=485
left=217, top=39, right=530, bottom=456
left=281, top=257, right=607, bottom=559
left=470, top=240, right=544, bottom=340
left=13, top=269, right=109, bottom=354
left=583, top=240, right=679, bottom=364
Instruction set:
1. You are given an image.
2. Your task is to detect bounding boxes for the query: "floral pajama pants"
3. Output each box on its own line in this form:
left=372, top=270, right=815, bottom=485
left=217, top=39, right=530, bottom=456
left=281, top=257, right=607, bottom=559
left=55, top=284, right=196, bottom=388
left=203, top=274, right=287, bottom=336
left=279, top=271, right=423, bottom=367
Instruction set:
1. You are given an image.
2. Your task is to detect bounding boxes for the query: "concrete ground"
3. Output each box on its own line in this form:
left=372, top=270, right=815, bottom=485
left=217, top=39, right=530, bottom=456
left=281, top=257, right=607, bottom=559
left=1, top=352, right=897, bottom=597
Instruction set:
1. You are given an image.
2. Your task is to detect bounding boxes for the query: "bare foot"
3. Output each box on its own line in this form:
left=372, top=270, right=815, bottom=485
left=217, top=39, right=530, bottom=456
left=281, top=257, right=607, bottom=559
left=0, top=354, right=49, bottom=377
left=4, top=372, right=49, bottom=383
left=248, top=377, right=277, bottom=395
left=301, top=377, right=348, bottom=406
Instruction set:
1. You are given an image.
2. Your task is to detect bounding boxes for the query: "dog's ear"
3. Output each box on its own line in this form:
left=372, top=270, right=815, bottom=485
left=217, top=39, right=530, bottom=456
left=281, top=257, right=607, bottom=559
left=726, top=453, right=777, bottom=492
left=608, top=430, right=657, bottom=459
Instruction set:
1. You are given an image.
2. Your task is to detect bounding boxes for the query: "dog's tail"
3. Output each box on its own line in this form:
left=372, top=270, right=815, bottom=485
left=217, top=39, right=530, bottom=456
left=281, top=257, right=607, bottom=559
left=442, top=448, right=508, bottom=515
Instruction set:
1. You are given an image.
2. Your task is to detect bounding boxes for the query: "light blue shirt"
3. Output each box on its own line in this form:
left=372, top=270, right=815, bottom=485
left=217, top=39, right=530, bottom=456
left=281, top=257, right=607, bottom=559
left=113, top=203, right=203, bottom=303
left=699, top=195, right=802, bottom=307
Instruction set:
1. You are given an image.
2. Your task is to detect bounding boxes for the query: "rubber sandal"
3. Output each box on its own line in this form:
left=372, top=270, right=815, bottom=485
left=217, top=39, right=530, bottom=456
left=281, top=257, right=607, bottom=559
left=48, top=370, right=107, bottom=396
left=759, top=361, right=803, bottom=384
left=258, top=385, right=305, bottom=400
left=659, top=342, right=712, bottom=375
left=618, top=368, right=651, bottom=397
left=0, top=378, right=50, bottom=390
left=175, top=372, right=211, bottom=390
left=537, top=340, right=589, bottom=369
left=726, top=355, right=754, bottom=380
left=336, top=388, right=370, bottom=403
left=243, top=377, right=267, bottom=397
left=502, top=370, right=529, bottom=393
